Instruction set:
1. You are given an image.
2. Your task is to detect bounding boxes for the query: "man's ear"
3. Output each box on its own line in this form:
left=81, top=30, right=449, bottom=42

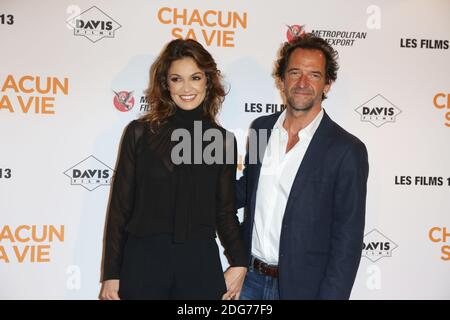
left=324, top=82, right=332, bottom=95
left=279, top=78, right=286, bottom=93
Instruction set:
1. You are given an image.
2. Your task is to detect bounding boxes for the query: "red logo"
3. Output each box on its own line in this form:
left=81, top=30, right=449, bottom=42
left=113, top=90, right=135, bottom=112
left=286, top=24, right=306, bottom=42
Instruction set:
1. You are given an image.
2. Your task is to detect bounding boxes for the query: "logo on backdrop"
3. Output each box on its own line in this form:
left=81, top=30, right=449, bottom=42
left=400, top=38, right=449, bottom=50
left=66, top=6, right=121, bottom=43
left=112, top=90, right=149, bottom=113
left=286, top=24, right=306, bottom=42
left=0, top=225, right=65, bottom=263
left=113, top=90, right=135, bottom=112
left=64, top=155, right=114, bottom=191
left=156, top=7, right=247, bottom=47
left=0, top=168, right=12, bottom=179
left=139, top=95, right=150, bottom=112
left=244, top=102, right=286, bottom=113
left=428, top=226, right=450, bottom=261
left=433, top=93, right=450, bottom=127
left=0, top=74, right=69, bottom=115
left=286, top=24, right=368, bottom=47
left=394, top=175, right=450, bottom=187
left=355, top=94, right=402, bottom=127
left=0, top=13, right=14, bottom=25
left=362, top=229, right=398, bottom=262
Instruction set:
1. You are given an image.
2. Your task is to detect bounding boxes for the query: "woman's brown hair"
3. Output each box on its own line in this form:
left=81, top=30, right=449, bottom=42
left=141, top=39, right=226, bottom=129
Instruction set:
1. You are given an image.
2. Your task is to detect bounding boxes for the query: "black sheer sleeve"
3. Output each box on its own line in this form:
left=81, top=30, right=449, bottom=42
left=216, top=133, right=248, bottom=267
left=235, top=131, right=250, bottom=210
left=236, top=119, right=258, bottom=209
left=102, top=121, right=139, bottom=281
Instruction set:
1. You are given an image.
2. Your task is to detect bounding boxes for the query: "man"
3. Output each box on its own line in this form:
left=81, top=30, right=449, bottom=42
left=236, top=33, right=369, bottom=300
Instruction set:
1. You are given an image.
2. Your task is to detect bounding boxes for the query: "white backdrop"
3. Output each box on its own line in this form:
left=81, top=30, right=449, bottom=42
left=0, top=0, right=449, bottom=299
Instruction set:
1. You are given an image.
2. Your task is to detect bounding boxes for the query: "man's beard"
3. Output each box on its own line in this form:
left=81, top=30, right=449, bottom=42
left=286, top=93, right=315, bottom=112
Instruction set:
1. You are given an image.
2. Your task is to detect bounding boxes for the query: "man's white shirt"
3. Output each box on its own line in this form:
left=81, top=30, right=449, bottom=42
left=251, top=108, right=324, bottom=265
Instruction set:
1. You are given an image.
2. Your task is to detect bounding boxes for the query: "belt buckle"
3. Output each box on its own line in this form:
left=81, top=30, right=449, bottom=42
left=256, top=258, right=266, bottom=275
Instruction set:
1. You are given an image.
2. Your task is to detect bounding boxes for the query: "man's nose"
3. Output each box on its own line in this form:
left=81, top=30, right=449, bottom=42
left=296, top=74, right=309, bottom=88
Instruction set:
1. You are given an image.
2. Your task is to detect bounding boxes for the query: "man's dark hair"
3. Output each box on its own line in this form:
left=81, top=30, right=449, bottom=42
left=274, top=33, right=339, bottom=100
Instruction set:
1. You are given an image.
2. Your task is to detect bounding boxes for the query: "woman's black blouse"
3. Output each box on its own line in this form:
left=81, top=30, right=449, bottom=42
left=102, top=106, right=247, bottom=280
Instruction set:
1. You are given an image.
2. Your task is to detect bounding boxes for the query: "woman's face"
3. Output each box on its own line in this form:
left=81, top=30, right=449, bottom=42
left=167, top=57, right=207, bottom=110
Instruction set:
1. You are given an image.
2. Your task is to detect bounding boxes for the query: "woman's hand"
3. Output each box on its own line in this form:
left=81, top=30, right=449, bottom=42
left=99, top=279, right=120, bottom=300
left=222, top=266, right=247, bottom=300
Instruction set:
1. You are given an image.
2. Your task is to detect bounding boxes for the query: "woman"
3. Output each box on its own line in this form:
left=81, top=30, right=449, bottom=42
left=100, top=39, right=247, bottom=300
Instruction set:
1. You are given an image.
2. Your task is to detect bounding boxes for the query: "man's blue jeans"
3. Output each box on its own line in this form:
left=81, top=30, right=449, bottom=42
left=239, top=260, right=280, bottom=300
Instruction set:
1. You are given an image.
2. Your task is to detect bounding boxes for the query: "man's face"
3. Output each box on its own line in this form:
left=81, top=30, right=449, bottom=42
left=281, top=48, right=331, bottom=113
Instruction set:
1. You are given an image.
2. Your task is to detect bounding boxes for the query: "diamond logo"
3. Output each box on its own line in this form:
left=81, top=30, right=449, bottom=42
left=64, top=155, right=114, bottom=191
left=355, top=94, right=402, bottom=127
left=362, top=228, right=398, bottom=262
left=66, top=6, right=121, bottom=43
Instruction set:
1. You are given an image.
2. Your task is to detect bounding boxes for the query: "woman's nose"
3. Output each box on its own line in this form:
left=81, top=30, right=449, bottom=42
left=181, top=81, right=193, bottom=92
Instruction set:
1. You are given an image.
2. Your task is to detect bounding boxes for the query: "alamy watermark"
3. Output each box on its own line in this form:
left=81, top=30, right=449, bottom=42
left=170, top=121, right=273, bottom=166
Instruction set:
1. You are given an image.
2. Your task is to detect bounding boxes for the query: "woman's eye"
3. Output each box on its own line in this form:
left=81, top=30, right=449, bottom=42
left=169, top=77, right=180, bottom=82
left=192, top=75, right=203, bottom=81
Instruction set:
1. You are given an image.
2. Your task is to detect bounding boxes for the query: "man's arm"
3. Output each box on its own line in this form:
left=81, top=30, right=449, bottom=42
left=318, top=141, right=369, bottom=299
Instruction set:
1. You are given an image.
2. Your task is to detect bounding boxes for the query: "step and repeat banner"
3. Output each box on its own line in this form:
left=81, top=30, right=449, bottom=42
left=0, top=0, right=449, bottom=299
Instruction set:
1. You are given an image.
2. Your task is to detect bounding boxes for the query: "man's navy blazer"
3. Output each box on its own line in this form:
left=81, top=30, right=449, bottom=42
left=236, top=110, right=369, bottom=299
